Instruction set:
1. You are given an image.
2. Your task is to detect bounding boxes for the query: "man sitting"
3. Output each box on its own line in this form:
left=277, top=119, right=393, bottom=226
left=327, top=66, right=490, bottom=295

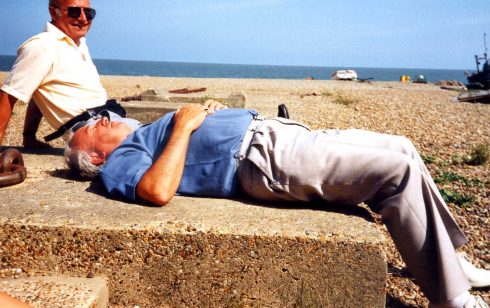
left=65, top=102, right=489, bottom=308
left=0, top=0, right=126, bottom=147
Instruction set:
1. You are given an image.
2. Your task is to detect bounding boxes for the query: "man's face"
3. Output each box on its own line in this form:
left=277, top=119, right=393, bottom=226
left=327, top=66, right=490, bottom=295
left=49, top=0, right=94, bottom=45
left=70, top=117, right=133, bottom=164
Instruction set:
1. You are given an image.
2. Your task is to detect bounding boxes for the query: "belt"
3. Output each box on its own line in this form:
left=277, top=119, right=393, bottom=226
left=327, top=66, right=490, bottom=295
left=44, top=99, right=126, bottom=142
left=237, top=117, right=264, bottom=161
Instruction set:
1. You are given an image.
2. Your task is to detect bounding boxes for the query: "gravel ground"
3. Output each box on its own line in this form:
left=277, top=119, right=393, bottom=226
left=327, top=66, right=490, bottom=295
left=1, top=73, right=489, bottom=307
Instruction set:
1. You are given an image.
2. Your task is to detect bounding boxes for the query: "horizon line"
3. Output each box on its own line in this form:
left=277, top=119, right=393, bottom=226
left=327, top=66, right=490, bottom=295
left=0, top=54, right=474, bottom=71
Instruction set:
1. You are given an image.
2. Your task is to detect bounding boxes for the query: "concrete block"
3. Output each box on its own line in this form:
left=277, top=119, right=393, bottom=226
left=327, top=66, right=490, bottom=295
left=135, top=88, right=247, bottom=107
left=140, top=88, right=208, bottom=103
left=0, top=152, right=387, bottom=307
left=140, top=88, right=170, bottom=102
left=224, top=91, right=247, bottom=108
left=122, top=100, right=186, bottom=123
left=121, top=92, right=248, bottom=124
left=0, top=276, right=108, bottom=308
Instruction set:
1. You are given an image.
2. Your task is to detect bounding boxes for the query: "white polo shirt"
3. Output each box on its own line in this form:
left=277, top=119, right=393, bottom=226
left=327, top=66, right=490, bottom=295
left=1, top=22, right=107, bottom=129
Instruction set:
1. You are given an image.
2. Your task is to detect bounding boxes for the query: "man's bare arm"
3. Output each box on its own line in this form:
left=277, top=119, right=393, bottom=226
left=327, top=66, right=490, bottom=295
left=136, top=102, right=227, bottom=206
left=0, top=91, right=18, bottom=145
left=136, top=105, right=209, bottom=206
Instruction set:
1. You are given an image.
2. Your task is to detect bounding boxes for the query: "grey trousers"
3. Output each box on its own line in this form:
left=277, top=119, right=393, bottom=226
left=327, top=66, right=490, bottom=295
left=237, top=118, right=470, bottom=303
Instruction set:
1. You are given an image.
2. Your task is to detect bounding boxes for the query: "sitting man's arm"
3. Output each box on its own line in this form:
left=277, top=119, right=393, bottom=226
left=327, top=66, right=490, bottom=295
left=0, top=91, right=18, bottom=145
left=136, top=102, right=223, bottom=206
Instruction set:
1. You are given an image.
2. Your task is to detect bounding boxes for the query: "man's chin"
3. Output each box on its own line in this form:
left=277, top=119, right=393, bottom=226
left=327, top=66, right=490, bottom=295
left=70, top=25, right=89, bottom=35
left=69, top=32, right=88, bottom=43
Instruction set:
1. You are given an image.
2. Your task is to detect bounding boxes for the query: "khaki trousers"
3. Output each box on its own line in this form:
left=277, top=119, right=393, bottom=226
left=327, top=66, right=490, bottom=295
left=237, top=118, right=470, bottom=303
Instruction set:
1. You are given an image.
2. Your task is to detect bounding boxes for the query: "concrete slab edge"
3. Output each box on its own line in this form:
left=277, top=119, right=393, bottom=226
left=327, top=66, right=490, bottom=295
left=0, top=276, right=108, bottom=308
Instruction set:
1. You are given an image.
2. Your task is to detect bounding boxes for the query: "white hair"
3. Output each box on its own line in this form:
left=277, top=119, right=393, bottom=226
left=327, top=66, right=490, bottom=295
left=63, top=130, right=101, bottom=179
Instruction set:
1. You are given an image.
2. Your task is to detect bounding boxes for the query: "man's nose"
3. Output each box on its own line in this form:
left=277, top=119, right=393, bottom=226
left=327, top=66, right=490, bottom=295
left=99, top=117, right=110, bottom=126
left=78, top=9, right=89, bottom=22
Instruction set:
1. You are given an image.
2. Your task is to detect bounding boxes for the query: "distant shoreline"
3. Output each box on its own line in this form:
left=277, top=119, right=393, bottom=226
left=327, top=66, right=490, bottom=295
left=0, top=54, right=472, bottom=71
left=0, top=54, right=470, bottom=83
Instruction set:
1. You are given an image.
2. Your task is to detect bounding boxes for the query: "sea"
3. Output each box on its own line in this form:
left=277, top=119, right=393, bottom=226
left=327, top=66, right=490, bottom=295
left=0, top=55, right=471, bottom=84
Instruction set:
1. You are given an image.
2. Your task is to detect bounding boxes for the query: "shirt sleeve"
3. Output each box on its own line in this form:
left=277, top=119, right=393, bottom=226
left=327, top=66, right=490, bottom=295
left=99, top=147, right=154, bottom=202
left=1, top=37, right=54, bottom=103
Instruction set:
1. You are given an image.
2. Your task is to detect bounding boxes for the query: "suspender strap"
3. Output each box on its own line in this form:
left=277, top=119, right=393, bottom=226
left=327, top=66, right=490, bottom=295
left=43, top=100, right=126, bottom=142
left=236, top=117, right=264, bottom=161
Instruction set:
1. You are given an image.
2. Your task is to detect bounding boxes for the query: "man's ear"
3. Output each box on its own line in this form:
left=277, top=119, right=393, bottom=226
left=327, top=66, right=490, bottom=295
left=49, top=6, right=61, bottom=20
left=89, top=151, right=106, bottom=166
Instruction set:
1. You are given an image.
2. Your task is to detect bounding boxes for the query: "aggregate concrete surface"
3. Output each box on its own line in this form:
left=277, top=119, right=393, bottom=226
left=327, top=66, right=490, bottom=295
left=0, top=276, right=108, bottom=308
left=0, top=151, right=387, bottom=307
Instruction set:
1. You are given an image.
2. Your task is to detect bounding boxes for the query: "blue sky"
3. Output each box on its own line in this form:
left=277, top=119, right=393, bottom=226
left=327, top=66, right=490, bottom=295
left=1, top=0, right=489, bottom=69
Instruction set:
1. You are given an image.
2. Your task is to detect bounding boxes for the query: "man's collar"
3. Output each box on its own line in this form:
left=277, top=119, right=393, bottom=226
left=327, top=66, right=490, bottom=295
left=45, top=22, right=86, bottom=46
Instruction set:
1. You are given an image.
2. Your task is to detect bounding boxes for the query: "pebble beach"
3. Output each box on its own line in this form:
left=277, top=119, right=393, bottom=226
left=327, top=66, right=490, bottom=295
left=1, top=72, right=489, bottom=307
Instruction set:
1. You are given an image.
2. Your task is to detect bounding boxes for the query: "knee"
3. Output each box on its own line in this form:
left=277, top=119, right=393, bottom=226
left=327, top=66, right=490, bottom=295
left=391, top=153, right=421, bottom=184
left=370, top=154, right=421, bottom=206
left=394, top=136, right=420, bottom=158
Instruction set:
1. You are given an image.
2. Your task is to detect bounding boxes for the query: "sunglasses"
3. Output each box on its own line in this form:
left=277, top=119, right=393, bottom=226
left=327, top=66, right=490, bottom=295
left=53, top=5, right=97, bottom=21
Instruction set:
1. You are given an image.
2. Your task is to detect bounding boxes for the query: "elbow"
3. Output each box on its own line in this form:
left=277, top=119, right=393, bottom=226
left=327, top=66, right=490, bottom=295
left=151, top=192, right=173, bottom=207
left=137, top=182, right=174, bottom=207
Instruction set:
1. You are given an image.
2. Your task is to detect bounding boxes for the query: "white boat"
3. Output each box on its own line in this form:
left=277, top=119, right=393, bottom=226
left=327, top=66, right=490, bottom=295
left=331, top=70, right=358, bottom=80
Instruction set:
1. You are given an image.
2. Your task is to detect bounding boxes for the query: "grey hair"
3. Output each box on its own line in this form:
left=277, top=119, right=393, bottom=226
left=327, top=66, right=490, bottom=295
left=63, top=130, right=101, bottom=179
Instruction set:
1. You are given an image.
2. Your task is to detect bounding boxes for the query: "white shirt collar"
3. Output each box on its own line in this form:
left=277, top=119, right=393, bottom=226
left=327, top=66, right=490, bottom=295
left=45, top=22, right=86, bottom=47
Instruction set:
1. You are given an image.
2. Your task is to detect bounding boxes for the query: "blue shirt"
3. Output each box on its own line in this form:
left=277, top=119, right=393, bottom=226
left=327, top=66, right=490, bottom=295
left=99, top=108, right=258, bottom=201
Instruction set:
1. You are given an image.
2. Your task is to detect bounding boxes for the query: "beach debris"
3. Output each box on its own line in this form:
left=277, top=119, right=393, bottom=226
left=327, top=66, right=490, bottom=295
left=457, top=89, right=490, bottom=104
left=169, top=87, right=207, bottom=94
left=224, top=91, right=247, bottom=108
left=300, top=92, right=319, bottom=98
left=357, top=78, right=374, bottom=83
left=435, top=80, right=466, bottom=91
left=436, top=80, right=465, bottom=87
left=400, top=75, right=411, bottom=82
left=331, top=70, right=358, bottom=81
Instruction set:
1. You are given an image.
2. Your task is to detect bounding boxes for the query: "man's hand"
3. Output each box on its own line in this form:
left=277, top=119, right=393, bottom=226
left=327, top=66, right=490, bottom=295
left=137, top=102, right=229, bottom=206
left=203, top=99, right=228, bottom=113
left=137, top=103, right=221, bottom=206
left=173, top=104, right=208, bottom=133
left=173, top=101, right=226, bottom=132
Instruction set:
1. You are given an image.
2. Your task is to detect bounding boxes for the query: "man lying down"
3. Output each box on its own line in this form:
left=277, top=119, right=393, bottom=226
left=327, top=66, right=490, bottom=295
left=65, top=100, right=490, bottom=308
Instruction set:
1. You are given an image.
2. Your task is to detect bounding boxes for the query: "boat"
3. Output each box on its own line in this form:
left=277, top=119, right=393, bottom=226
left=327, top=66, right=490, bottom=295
left=331, top=69, right=358, bottom=81
left=465, top=33, right=490, bottom=90
left=457, top=89, right=490, bottom=104
left=413, top=74, right=428, bottom=84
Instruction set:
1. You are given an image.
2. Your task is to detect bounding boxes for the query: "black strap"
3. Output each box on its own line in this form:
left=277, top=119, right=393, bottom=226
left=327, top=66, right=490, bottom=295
left=105, top=99, right=126, bottom=117
left=44, top=100, right=126, bottom=142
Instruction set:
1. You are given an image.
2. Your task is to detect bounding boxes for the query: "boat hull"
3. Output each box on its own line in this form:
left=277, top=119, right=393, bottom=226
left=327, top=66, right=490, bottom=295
left=331, top=70, right=358, bottom=81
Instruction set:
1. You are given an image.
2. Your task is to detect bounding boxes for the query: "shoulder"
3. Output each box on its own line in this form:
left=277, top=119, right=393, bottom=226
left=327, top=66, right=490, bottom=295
left=16, top=32, right=56, bottom=61
left=17, top=32, right=57, bottom=56
left=19, top=32, right=56, bottom=49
